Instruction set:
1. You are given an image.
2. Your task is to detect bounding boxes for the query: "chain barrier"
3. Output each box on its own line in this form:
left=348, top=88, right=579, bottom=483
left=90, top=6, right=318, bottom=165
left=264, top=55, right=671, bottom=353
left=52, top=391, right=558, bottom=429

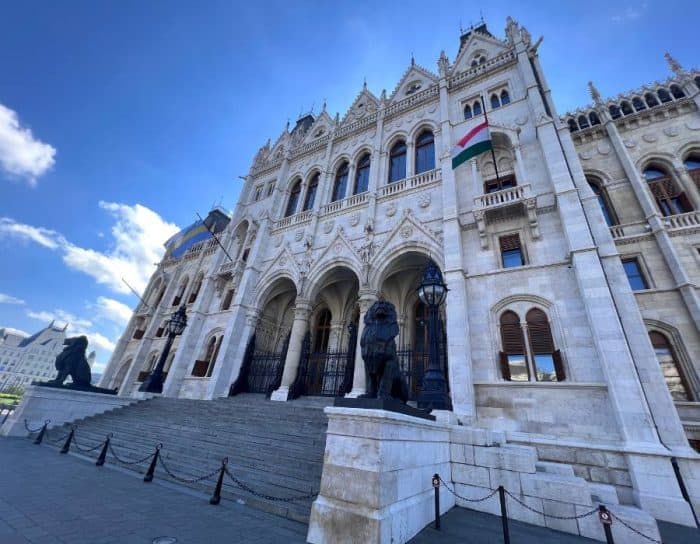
left=72, top=434, right=105, bottom=454
left=437, top=476, right=499, bottom=504
left=45, top=430, right=70, bottom=445
left=503, top=489, right=599, bottom=520
left=157, top=455, right=221, bottom=484
left=224, top=466, right=318, bottom=502
left=23, top=419, right=47, bottom=434
left=609, top=511, right=662, bottom=544
left=108, top=442, right=156, bottom=466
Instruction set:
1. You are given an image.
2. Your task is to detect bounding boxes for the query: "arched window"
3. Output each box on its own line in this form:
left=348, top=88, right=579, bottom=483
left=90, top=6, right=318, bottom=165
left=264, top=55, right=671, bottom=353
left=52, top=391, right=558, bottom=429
left=490, top=94, right=501, bottom=109
left=609, top=105, right=622, bottom=119
left=192, top=335, right=223, bottom=377
left=670, top=84, right=685, bottom=99
left=587, top=177, right=617, bottom=226
left=172, top=277, right=189, bottom=306
left=388, top=141, right=407, bottom=183
left=567, top=119, right=579, bottom=132
left=684, top=155, right=700, bottom=189
left=589, top=112, right=601, bottom=126
left=473, top=100, right=482, bottom=116
left=313, top=309, right=332, bottom=353
left=139, top=353, right=159, bottom=381
left=415, top=130, right=435, bottom=174
left=153, top=284, right=167, bottom=308
left=188, top=273, right=204, bottom=304
left=499, top=311, right=528, bottom=381
left=649, top=331, right=690, bottom=401
left=658, top=88, right=672, bottom=103
left=284, top=180, right=302, bottom=217
left=479, top=56, right=486, bottom=64
left=632, top=97, right=646, bottom=111
left=577, top=115, right=590, bottom=130
left=500, top=89, right=511, bottom=106
left=620, top=101, right=633, bottom=115
left=354, top=153, right=371, bottom=194
left=303, top=173, right=319, bottom=211
left=112, top=359, right=132, bottom=389
left=645, top=93, right=659, bottom=108
left=471, top=59, right=478, bottom=68
left=464, top=104, right=473, bottom=120
left=526, top=309, right=564, bottom=382
left=331, top=162, right=349, bottom=202
left=643, top=166, right=693, bottom=216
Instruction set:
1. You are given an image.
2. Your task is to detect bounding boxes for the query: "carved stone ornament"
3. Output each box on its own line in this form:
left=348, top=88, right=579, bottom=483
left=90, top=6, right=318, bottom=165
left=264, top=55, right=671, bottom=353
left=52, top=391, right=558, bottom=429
left=579, top=151, right=592, bottom=161
left=400, top=225, right=414, bottom=239
left=624, top=140, right=636, bottom=149
left=333, top=242, right=344, bottom=255
left=323, top=220, right=335, bottom=234
left=279, top=255, right=287, bottom=267
left=273, top=235, right=283, bottom=248
left=385, top=202, right=398, bottom=217
left=515, top=116, right=528, bottom=126
left=597, top=143, right=611, bottom=155
left=350, top=212, right=361, bottom=227
left=294, top=230, right=304, bottom=242
left=686, top=120, right=700, bottom=131
left=642, top=133, right=658, bottom=143
left=663, top=126, right=679, bottom=137
left=418, top=192, right=431, bottom=208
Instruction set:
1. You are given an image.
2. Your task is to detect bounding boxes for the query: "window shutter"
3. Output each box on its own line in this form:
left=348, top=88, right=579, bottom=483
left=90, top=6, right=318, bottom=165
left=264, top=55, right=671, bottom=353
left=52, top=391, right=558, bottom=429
left=499, top=234, right=521, bottom=252
left=689, top=169, right=700, bottom=191
left=526, top=310, right=555, bottom=354
left=499, top=351, right=511, bottom=381
left=552, top=350, right=566, bottom=381
left=678, top=192, right=694, bottom=213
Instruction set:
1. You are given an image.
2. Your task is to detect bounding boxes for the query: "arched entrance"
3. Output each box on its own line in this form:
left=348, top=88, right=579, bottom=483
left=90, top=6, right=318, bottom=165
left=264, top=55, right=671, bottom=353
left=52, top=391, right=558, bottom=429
left=292, top=266, right=360, bottom=397
left=379, top=252, right=448, bottom=401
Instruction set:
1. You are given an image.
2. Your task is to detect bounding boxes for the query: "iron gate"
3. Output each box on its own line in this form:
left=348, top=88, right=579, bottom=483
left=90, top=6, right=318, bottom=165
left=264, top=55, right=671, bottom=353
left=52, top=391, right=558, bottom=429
left=397, top=332, right=449, bottom=401
left=246, top=350, right=285, bottom=394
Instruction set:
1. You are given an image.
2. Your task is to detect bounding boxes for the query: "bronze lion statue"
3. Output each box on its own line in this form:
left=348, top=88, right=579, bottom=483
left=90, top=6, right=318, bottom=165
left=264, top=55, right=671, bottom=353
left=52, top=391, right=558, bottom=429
left=49, top=335, right=92, bottom=387
left=359, top=300, right=408, bottom=402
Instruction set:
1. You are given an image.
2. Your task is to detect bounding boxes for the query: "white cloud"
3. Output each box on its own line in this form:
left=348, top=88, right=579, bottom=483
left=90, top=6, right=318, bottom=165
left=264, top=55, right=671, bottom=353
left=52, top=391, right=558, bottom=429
left=0, top=293, right=25, bottom=305
left=26, top=307, right=116, bottom=353
left=94, top=296, right=132, bottom=327
left=0, top=201, right=179, bottom=295
left=0, top=326, right=29, bottom=337
left=611, top=3, right=648, bottom=22
left=0, top=103, right=56, bottom=186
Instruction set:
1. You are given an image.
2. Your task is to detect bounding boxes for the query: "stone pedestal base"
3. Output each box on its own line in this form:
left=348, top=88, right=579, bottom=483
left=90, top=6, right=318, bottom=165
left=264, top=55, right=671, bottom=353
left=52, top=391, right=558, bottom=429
left=0, top=385, right=135, bottom=437
left=307, top=407, right=454, bottom=544
left=270, top=386, right=290, bottom=402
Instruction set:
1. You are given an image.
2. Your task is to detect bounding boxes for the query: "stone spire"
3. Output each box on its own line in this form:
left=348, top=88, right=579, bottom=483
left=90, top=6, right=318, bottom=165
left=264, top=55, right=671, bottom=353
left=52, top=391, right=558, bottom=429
left=664, top=52, right=685, bottom=76
left=438, top=50, right=449, bottom=77
left=588, top=81, right=602, bottom=105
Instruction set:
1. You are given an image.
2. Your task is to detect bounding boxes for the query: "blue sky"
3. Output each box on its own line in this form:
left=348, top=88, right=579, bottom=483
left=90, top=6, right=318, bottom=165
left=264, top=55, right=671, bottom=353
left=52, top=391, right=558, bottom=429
left=0, top=0, right=697, bottom=371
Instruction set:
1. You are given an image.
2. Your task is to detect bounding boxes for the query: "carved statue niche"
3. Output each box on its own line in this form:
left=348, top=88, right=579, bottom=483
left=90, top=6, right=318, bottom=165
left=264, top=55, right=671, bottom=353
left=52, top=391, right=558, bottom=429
left=359, top=300, right=409, bottom=402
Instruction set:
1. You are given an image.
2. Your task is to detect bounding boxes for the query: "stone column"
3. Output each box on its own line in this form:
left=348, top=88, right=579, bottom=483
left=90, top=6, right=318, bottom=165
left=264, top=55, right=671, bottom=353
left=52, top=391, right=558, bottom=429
left=513, top=144, right=527, bottom=184
left=271, top=300, right=312, bottom=401
left=406, top=142, right=415, bottom=178
left=345, top=290, right=378, bottom=398
left=673, top=163, right=700, bottom=210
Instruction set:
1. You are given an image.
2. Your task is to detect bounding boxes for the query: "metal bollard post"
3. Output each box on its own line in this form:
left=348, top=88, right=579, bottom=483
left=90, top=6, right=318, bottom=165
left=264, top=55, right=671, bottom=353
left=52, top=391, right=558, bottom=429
left=432, top=474, right=441, bottom=530
left=95, top=434, right=111, bottom=466
left=498, top=486, right=510, bottom=544
left=60, top=426, right=75, bottom=454
left=209, top=457, right=228, bottom=505
left=33, top=420, right=50, bottom=445
left=598, top=505, right=614, bottom=544
left=143, top=444, right=162, bottom=483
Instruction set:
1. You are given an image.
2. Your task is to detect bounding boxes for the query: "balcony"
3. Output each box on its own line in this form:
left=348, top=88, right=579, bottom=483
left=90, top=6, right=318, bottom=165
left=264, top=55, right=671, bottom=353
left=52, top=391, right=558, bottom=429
left=378, top=168, right=441, bottom=200
left=609, top=221, right=650, bottom=241
left=472, top=184, right=538, bottom=248
left=319, top=192, right=369, bottom=218
left=664, top=211, right=700, bottom=233
left=273, top=209, right=313, bottom=231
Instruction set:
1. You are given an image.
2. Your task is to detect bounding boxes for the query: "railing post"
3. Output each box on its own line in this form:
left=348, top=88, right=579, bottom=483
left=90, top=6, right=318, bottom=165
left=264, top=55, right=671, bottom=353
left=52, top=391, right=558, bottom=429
left=60, top=426, right=75, bottom=454
left=96, top=434, right=111, bottom=466
left=432, top=474, right=441, bottom=530
left=498, top=486, right=510, bottom=544
left=143, top=444, right=162, bottom=482
left=33, top=420, right=50, bottom=445
left=598, top=505, right=615, bottom=544
left=209, top=457, right=228, bottom=505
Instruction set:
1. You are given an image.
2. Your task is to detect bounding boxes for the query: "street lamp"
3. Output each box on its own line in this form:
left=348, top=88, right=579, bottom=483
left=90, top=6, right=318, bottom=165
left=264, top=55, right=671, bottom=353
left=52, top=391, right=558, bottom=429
left=416, top=259, right=452, bottom=412
left=139, top=304, right=188, bottom=393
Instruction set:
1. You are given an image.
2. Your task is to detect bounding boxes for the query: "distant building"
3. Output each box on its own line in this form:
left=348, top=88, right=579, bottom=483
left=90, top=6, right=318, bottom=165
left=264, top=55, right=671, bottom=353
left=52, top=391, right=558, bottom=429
left=0, top=322, right=83, bottom=390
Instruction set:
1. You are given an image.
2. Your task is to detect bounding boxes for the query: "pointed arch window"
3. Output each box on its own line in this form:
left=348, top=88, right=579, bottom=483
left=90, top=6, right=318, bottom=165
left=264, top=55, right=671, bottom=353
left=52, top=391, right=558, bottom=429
left=632, top=97, right=646, bottom=111
left=500, top=89, right=510, bottom=106
left=577, top=115, right=590, bottom=130
left=658, top=88, right=672, bottom=103
left=113, top=358, right=132, bottom=389
left=153, top=284, right=167, bottom=308
left=303, top=173, right=319, bottom=211
left=172, top=277, right=189, bottom=306
left=695, top=76, right=700, bottom=89
left=526, top=309, right=564, bottom=382
left=649, top=331, right=691, bottom=401
left=415, top=130, right=435, bottom=174
left=388, top=141, right=407, bottom=183
left=464, top=104, right=473, bottom=120
left=684, top=156, right=700, bottom=190
left=568, top=119, right=579, bottom=132
left=620, top=101, right=633, bottom=115
left=188, top=273, right=204, bottom=304
left=670, top=85, right=685, bottom=99
left=192, top=335, right=223, bottom=377
left=499, top=311, right=528, bottom=381
left=354, top=153, right=371, bottom=194
left=643, top=166, right=693, bottom=216
left=609, top=105, right=622, bottom=119
left=589, top=112, right=601, bottom=126
left=473, top=100, right=483, bottom=116
left=645, top=93, right=659, bottom=108
left=284, top=179, right=302, bottom=217
left=313, top=309, right=332, bottom=353
left=331, top=162, right=349, bottom=202
left=587, top=177, right=617, bottom=226
left=490, top=94, right=501, bottom=109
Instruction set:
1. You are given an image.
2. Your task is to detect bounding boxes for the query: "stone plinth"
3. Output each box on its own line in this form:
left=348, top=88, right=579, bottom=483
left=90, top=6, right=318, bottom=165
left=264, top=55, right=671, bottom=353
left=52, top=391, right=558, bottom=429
left=307, top=407, right=454, bottom=544
left=0, top=385, right=135, bottom=437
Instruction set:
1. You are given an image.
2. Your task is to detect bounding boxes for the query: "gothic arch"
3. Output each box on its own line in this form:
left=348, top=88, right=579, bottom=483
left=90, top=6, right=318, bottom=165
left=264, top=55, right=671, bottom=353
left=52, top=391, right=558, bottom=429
left=408, top=121, right=439, bottom=142
left=351, top=145, right=373, bottom=164
left=644, top=318, right=699, bottom=398
left=370, top=239, right=444, bottom=290
left=329, top=154, right=352, bottom=173
left=305, top=260, right=363, bottom=301
left=253, top=272, right=300, bottom=310
left=636, top=153, right=677, bottom=172
left=383, top=130, right=410, bottom=153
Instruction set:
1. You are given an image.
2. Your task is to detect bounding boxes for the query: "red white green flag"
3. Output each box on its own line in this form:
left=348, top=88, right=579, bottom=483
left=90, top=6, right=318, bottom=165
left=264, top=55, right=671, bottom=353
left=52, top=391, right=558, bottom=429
left=451, top=120, right=492, bottom=169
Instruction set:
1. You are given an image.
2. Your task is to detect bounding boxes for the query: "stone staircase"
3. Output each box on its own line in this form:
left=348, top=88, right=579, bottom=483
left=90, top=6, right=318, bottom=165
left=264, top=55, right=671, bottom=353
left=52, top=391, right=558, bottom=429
left=48, top=394, right=332, bottom=523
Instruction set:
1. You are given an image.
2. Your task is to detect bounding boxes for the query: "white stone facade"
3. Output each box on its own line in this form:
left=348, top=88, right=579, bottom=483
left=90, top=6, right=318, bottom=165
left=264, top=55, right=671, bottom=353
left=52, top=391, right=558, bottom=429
left=99, top=18, right=700, bottom=526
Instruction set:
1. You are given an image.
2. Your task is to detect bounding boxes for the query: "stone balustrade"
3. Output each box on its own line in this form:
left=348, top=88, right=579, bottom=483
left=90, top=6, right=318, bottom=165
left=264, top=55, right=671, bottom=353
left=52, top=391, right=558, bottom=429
left=665, top=210, right=700, bottom=231
left=273, top=209, right=313, bottom=231
left=378, top=168, right=441, bottom=199
left=448, top=50, right=516, bottom=90
left=609, top=220, right=649, bottom=240
left=474, top=183, right=531, bottom=211
left=319, top=192, right=369, bottom=217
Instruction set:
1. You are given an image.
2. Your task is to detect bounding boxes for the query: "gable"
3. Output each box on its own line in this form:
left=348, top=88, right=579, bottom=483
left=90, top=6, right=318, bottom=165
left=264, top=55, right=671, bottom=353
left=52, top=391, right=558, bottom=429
left=388, top=62, right=438, bottom=104
left=451, top=31, right=510, bottom=75
left=300, top=109, right=335, bottom=145
left=341, top=85, right=380, bottom=125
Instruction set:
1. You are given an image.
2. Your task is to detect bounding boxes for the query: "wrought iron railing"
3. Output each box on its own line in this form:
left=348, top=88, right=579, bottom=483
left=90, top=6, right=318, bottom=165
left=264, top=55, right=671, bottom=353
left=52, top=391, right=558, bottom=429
left=245, top=351, right=285, bottom=394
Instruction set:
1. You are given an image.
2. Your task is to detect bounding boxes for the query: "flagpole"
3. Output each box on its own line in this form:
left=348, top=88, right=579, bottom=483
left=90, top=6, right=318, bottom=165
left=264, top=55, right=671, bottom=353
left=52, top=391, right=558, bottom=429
left=480, top=95, right=500, bottom=183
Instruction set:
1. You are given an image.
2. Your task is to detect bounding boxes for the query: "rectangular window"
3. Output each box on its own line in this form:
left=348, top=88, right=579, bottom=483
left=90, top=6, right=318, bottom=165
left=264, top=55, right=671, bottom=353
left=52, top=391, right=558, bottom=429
left=484, top=175, right=517, bottom=194
left=254, top=186, right=263, bottom=201
left=500, top=234, right=524, bottom=268
left=622, top=258, right=648, bottom=290
left=266, top=183, right=275, bottom=197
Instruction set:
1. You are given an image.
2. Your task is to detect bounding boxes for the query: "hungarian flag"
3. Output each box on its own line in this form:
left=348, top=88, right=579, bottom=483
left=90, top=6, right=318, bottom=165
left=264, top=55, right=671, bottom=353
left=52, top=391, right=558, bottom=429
left=451, top=120, right=492, bottom=169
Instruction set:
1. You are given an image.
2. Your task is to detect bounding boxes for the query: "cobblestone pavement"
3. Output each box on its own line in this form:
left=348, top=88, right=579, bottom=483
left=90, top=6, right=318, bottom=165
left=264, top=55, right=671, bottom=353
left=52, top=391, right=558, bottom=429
left=0, top=437, right=308, bottom=544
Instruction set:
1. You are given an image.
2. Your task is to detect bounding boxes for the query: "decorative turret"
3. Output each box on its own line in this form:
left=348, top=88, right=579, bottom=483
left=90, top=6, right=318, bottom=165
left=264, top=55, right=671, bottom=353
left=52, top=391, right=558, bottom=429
left=665, top=52, right=686, bottom=77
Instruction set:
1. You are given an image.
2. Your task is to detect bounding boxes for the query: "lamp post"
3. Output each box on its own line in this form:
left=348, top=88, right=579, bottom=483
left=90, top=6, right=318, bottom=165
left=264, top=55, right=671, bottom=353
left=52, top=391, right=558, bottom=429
left=139, top=304, right=188, bottom=394
left=416, top=260, right=452, bottom=412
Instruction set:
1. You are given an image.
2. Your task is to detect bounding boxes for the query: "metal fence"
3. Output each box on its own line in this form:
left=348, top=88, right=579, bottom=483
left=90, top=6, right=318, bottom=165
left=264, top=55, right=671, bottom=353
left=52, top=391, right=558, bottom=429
left=245, top=351, right=285, bottom=394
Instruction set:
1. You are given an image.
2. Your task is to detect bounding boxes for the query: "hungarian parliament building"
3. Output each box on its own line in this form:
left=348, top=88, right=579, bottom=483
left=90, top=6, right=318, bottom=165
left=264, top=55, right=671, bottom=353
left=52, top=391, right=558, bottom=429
left=99, top=17, right=700, bottom=520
